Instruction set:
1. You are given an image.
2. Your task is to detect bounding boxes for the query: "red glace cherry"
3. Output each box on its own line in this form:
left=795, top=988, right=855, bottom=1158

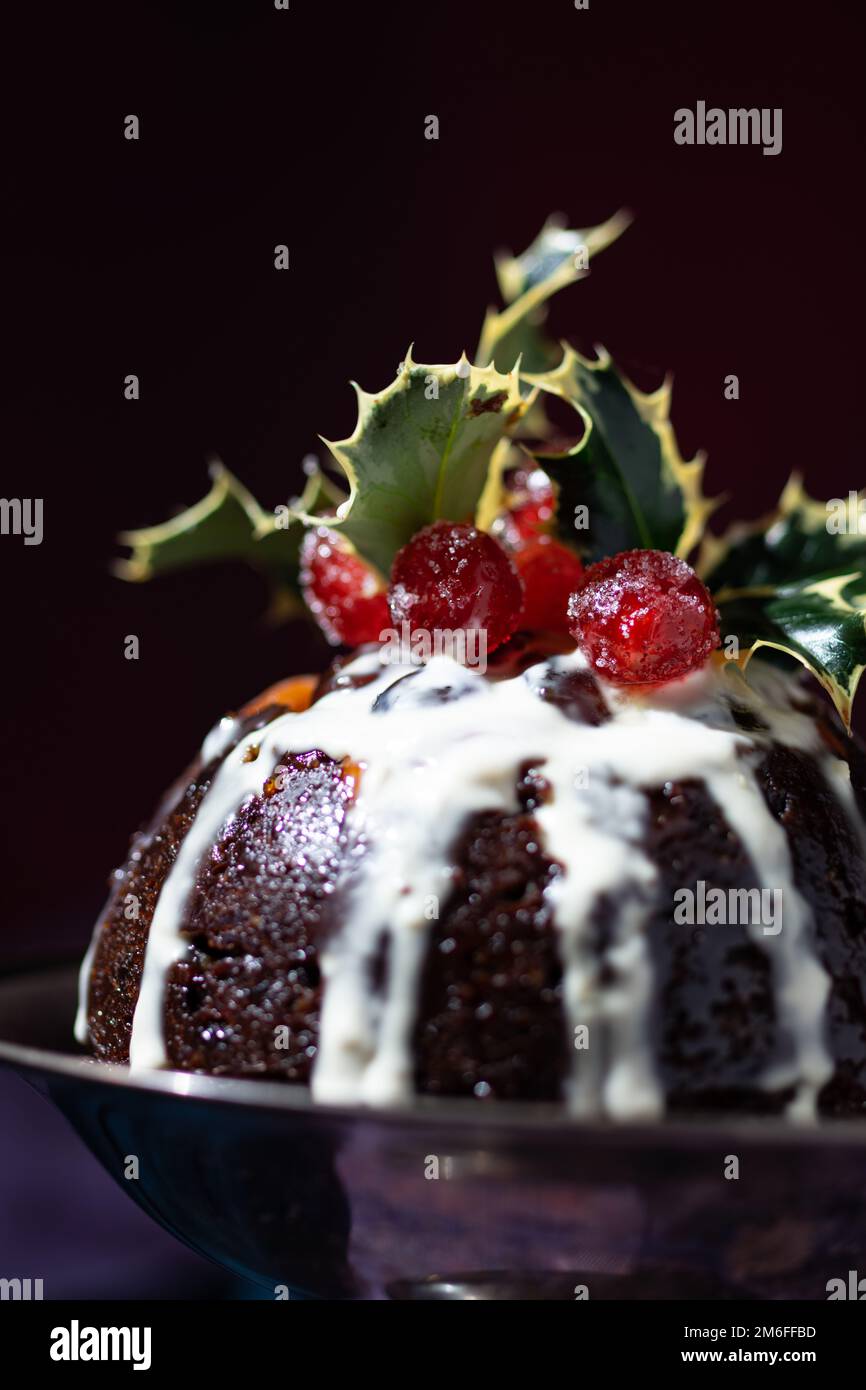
left=494, top=465, right=556, bottom=549
left=506, top=466, right=556, bottom=541
left=567, top=549, right=720, bottom=685
left=300, top=526, right=390, bottom=646
left=388, top=521, right=523, bottom=653
left=513, top=535, right=584, bottom=634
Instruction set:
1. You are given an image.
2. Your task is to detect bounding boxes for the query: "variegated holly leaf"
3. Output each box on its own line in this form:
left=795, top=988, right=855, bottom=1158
left=716, top=570, right=866, bottom=731
left=523, top=344, right=718, bottom=563
left=115, top=459, right=337, bottom=603
left=298, top=350, right=525, bottom=578
left=477, top=210, right=632, bottom=375
left=698, top=475, right=866, bottom=589
left=699, top=478, right=866, bottom=728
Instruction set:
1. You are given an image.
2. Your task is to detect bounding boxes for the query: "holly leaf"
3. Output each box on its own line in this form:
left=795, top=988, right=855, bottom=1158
left=716, top=571, right=866, bottom=731
left=115, top=459, right=335, bottom=603
left=299, top=350, right=525, bottom=578
left=524, top=344, right=718, bottom=562
left=699, top=478, right=866, bottom=729
left=477, top=209, right=632, bottom=375
left=698, top=475, right=866, bottom=589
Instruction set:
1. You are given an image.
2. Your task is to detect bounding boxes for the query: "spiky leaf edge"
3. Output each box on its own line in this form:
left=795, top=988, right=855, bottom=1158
left=477, top=209, right=632, bottom=375
left=115, top=460, right=337, bottom=618
left=522, top=343, right=719, bottom=561
left=293, top=349, right=527, bottom=578
left=701, top=477, right=866, bottom=729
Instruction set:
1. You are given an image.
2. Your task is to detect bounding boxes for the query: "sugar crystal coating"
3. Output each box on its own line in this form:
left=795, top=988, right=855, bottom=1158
left=567, top=548, right=720, bottom=685
left=300, top=526, right=390, bottom=647
left=388, top=521, right=523, bottom=654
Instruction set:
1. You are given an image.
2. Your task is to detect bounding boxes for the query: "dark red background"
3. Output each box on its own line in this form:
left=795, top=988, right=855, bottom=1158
left=2, top=0, right=864, bottom=956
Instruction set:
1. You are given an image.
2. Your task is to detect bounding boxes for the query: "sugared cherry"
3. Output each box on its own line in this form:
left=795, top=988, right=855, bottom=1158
left=494, top=466, right=556, bottom=548
left=388, top=521, right=523, bottom=654
left=300, top=526, right=390, bottom=646
left=567, top=549, right=720, bottom=685
left=513, top=536, right=584, bottom=634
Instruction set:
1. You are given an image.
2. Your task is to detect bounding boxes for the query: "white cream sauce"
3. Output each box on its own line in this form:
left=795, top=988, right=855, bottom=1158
left=79, top=649, right=856, bottom=1118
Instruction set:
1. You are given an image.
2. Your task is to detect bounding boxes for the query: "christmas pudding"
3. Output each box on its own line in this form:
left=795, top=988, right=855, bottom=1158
left=77, top=213, right=866, bottom=1118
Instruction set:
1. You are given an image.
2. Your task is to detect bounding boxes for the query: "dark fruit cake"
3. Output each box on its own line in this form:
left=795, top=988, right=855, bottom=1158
left=79, top=213, right=866, bottom=1118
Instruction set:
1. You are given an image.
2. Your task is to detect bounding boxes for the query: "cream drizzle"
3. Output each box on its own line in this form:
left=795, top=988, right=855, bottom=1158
left=79, top=648, right=859, bottom=1119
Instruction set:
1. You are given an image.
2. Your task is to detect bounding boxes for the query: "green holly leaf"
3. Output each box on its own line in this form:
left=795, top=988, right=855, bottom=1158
left=699, top=476, right=866, bottom=589
left=700, top=478, right=866, bottom=729
left=115, top=460, right=336, bottom=605
left=299, top=350, right=525, bottom=578
left=523, top=344, right=718, bottom=562
left=477, top=210, right=632, bottom=375
left=716, top=571, right=866, bottom=732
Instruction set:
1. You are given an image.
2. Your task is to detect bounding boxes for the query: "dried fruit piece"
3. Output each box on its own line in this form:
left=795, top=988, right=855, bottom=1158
left=300, top=526, right=389, bottom=647
left=388, top=522, right=523, bottom=655
left=241, top=674, right=318, bottom=716
left=567, top=549, right=720, bottom=685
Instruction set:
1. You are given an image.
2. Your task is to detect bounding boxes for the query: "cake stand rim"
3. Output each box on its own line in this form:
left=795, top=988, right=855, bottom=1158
left=2, top=960, right=866, bottom=1150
